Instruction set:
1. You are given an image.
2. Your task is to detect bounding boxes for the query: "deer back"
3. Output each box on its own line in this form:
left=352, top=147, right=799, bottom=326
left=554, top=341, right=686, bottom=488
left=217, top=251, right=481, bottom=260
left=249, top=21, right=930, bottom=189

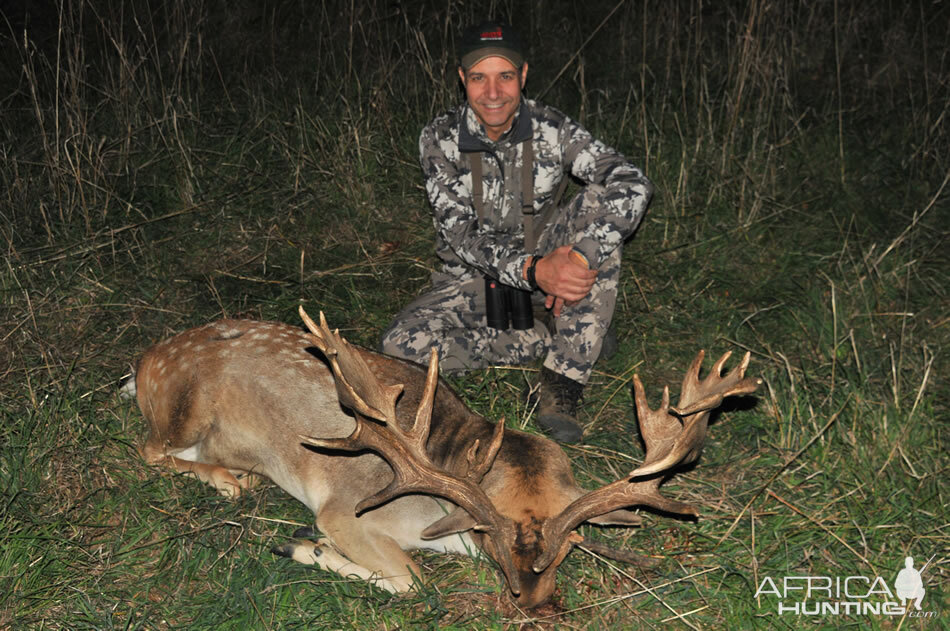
left=133, top=321, right=447, bottom=527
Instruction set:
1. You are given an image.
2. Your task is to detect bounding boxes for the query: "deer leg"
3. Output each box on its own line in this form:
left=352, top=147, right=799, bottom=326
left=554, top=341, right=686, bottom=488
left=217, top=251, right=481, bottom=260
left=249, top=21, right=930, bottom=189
left=140, top=440, right=252, bottom=498
left=273, top=537, right=420, bottom=593
left=274, top=511, right=422, bottom=593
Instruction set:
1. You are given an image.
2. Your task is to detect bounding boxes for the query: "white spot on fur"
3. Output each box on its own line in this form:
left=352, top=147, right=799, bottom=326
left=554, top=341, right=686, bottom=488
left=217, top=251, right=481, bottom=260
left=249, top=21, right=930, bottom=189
left=215, top=321, right=244, bottom=338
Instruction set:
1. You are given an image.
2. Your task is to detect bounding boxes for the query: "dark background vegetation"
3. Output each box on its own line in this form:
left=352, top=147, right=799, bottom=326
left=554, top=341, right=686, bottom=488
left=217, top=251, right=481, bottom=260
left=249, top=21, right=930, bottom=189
left=1, top=0, right=946, bottom=628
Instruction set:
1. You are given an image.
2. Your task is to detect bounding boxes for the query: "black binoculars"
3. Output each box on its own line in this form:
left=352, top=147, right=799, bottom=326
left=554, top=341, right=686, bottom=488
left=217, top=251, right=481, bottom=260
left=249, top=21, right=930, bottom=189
left=484, top=277, right=534, bottom=330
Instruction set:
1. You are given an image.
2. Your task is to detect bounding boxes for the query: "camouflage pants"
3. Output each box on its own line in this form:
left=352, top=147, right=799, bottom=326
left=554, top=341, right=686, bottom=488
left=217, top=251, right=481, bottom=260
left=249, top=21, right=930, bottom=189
left=380, top=185, right=620, bottom=385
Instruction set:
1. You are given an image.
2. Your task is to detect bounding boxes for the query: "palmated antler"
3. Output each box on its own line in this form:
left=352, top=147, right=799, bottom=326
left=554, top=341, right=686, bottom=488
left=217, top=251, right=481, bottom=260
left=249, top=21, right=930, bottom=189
left=296, top=306, right=521, bottom=595
left=631, top=350, right=760, bottom=477
left=533, top=350, right=761, bottom=572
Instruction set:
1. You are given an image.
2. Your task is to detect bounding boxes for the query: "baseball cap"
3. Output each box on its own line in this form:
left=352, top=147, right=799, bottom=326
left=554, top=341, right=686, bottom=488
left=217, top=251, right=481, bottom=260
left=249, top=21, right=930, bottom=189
left=459, top=22, right=525, bottom=70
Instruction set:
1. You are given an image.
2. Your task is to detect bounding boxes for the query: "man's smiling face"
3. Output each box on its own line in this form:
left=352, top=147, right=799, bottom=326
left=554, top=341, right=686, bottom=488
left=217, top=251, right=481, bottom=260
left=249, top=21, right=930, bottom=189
left=459, top=56, right=528, bottom=142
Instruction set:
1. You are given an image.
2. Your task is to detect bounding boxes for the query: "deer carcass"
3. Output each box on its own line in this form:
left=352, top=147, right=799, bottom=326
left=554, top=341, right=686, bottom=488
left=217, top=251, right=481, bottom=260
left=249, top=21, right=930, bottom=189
left=125, top=306, right=760, bottom=607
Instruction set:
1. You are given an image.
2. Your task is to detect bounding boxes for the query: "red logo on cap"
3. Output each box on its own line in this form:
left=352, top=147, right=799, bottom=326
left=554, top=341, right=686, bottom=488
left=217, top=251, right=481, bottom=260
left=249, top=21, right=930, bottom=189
left=480, top=29, right=503, bottom=40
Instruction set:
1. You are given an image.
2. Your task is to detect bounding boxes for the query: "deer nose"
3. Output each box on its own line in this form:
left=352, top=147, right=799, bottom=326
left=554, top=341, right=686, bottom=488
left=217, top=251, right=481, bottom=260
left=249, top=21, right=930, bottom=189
left=512, top=582, right=554, bottom=608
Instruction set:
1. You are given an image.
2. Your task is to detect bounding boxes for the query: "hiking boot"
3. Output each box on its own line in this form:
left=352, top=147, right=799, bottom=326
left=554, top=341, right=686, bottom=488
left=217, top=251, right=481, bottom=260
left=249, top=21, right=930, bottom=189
left=534, top=367, right=585, bottom=443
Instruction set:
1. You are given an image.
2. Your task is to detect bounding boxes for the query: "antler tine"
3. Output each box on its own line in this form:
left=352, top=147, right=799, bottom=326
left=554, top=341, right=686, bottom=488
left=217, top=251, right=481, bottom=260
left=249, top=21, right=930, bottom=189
left=299, top=306, right=403, bottom=423
left=534, top=474, right=697, bottom=572
left=628, top=375, right=686, bottom=477
left=464, top=418, right=505, bottom=481
left=674, top=351, right=759, bottom=417
left=534, top=350, right=761, bottom=573
left=408, top=343, right=440, bottom=447
left=299, top=347, right=443, bottom=509
left=631, top=350, right=761, bottom=476
left=296, top=322, right=521, bottom=594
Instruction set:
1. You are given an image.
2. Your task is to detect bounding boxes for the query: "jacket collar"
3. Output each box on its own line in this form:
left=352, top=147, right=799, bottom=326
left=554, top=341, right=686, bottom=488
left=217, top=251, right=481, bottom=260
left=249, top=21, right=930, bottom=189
left=459, top=101, right=533, bottom=153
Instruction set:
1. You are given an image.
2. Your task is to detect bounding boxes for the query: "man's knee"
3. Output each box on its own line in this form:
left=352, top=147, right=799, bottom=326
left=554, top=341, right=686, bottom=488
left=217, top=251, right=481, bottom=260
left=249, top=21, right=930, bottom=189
left=380, top=327, right=468, bottom=373
left=378, top=327, right=402, bottom=357
left=378, top=322, right=422, bottom=362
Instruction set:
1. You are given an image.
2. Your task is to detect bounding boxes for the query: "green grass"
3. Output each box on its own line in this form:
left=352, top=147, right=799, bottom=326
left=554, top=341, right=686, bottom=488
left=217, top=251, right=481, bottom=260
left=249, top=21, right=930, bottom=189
left=1, top=0, right=947, bottom=628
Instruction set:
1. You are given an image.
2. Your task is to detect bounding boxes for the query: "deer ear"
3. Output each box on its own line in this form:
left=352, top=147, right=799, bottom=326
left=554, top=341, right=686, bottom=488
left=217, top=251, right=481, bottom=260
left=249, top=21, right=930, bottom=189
left=587, top=508, right=642, bottom=527
left=421, top=507, right=478, bottom=539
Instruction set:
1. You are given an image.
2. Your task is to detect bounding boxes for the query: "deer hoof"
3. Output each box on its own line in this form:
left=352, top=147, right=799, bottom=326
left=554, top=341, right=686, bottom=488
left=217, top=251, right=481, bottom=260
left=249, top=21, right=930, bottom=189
left=271, top=543, right=296, bottom=559
left=293, top=526, right=319, bottom=539
left=272, top=540, right=324, bottom=563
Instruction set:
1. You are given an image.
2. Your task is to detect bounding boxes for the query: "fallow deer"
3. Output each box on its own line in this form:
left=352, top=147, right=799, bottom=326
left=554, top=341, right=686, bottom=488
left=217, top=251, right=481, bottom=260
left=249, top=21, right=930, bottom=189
left=125, top=305, right=761, bottom=607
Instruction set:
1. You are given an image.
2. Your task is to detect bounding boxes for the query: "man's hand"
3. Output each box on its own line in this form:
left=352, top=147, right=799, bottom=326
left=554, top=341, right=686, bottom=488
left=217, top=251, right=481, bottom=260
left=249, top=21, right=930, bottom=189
left=532, top=245, right=598, bottom=317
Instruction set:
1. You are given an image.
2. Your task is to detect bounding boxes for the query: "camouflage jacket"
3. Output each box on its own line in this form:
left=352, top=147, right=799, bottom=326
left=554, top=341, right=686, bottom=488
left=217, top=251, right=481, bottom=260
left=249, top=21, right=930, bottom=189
left=419, top=98, right=653, bottom=290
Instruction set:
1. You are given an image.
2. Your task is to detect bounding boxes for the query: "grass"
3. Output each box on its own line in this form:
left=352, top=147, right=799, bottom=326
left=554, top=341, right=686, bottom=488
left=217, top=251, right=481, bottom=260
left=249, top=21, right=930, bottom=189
left=1, top=0, right=947, bottom=628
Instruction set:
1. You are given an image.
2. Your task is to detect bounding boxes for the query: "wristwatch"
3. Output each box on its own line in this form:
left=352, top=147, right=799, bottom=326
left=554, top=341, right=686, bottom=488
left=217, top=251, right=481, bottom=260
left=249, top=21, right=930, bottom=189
left=526, top=256, right=540, bottom=291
